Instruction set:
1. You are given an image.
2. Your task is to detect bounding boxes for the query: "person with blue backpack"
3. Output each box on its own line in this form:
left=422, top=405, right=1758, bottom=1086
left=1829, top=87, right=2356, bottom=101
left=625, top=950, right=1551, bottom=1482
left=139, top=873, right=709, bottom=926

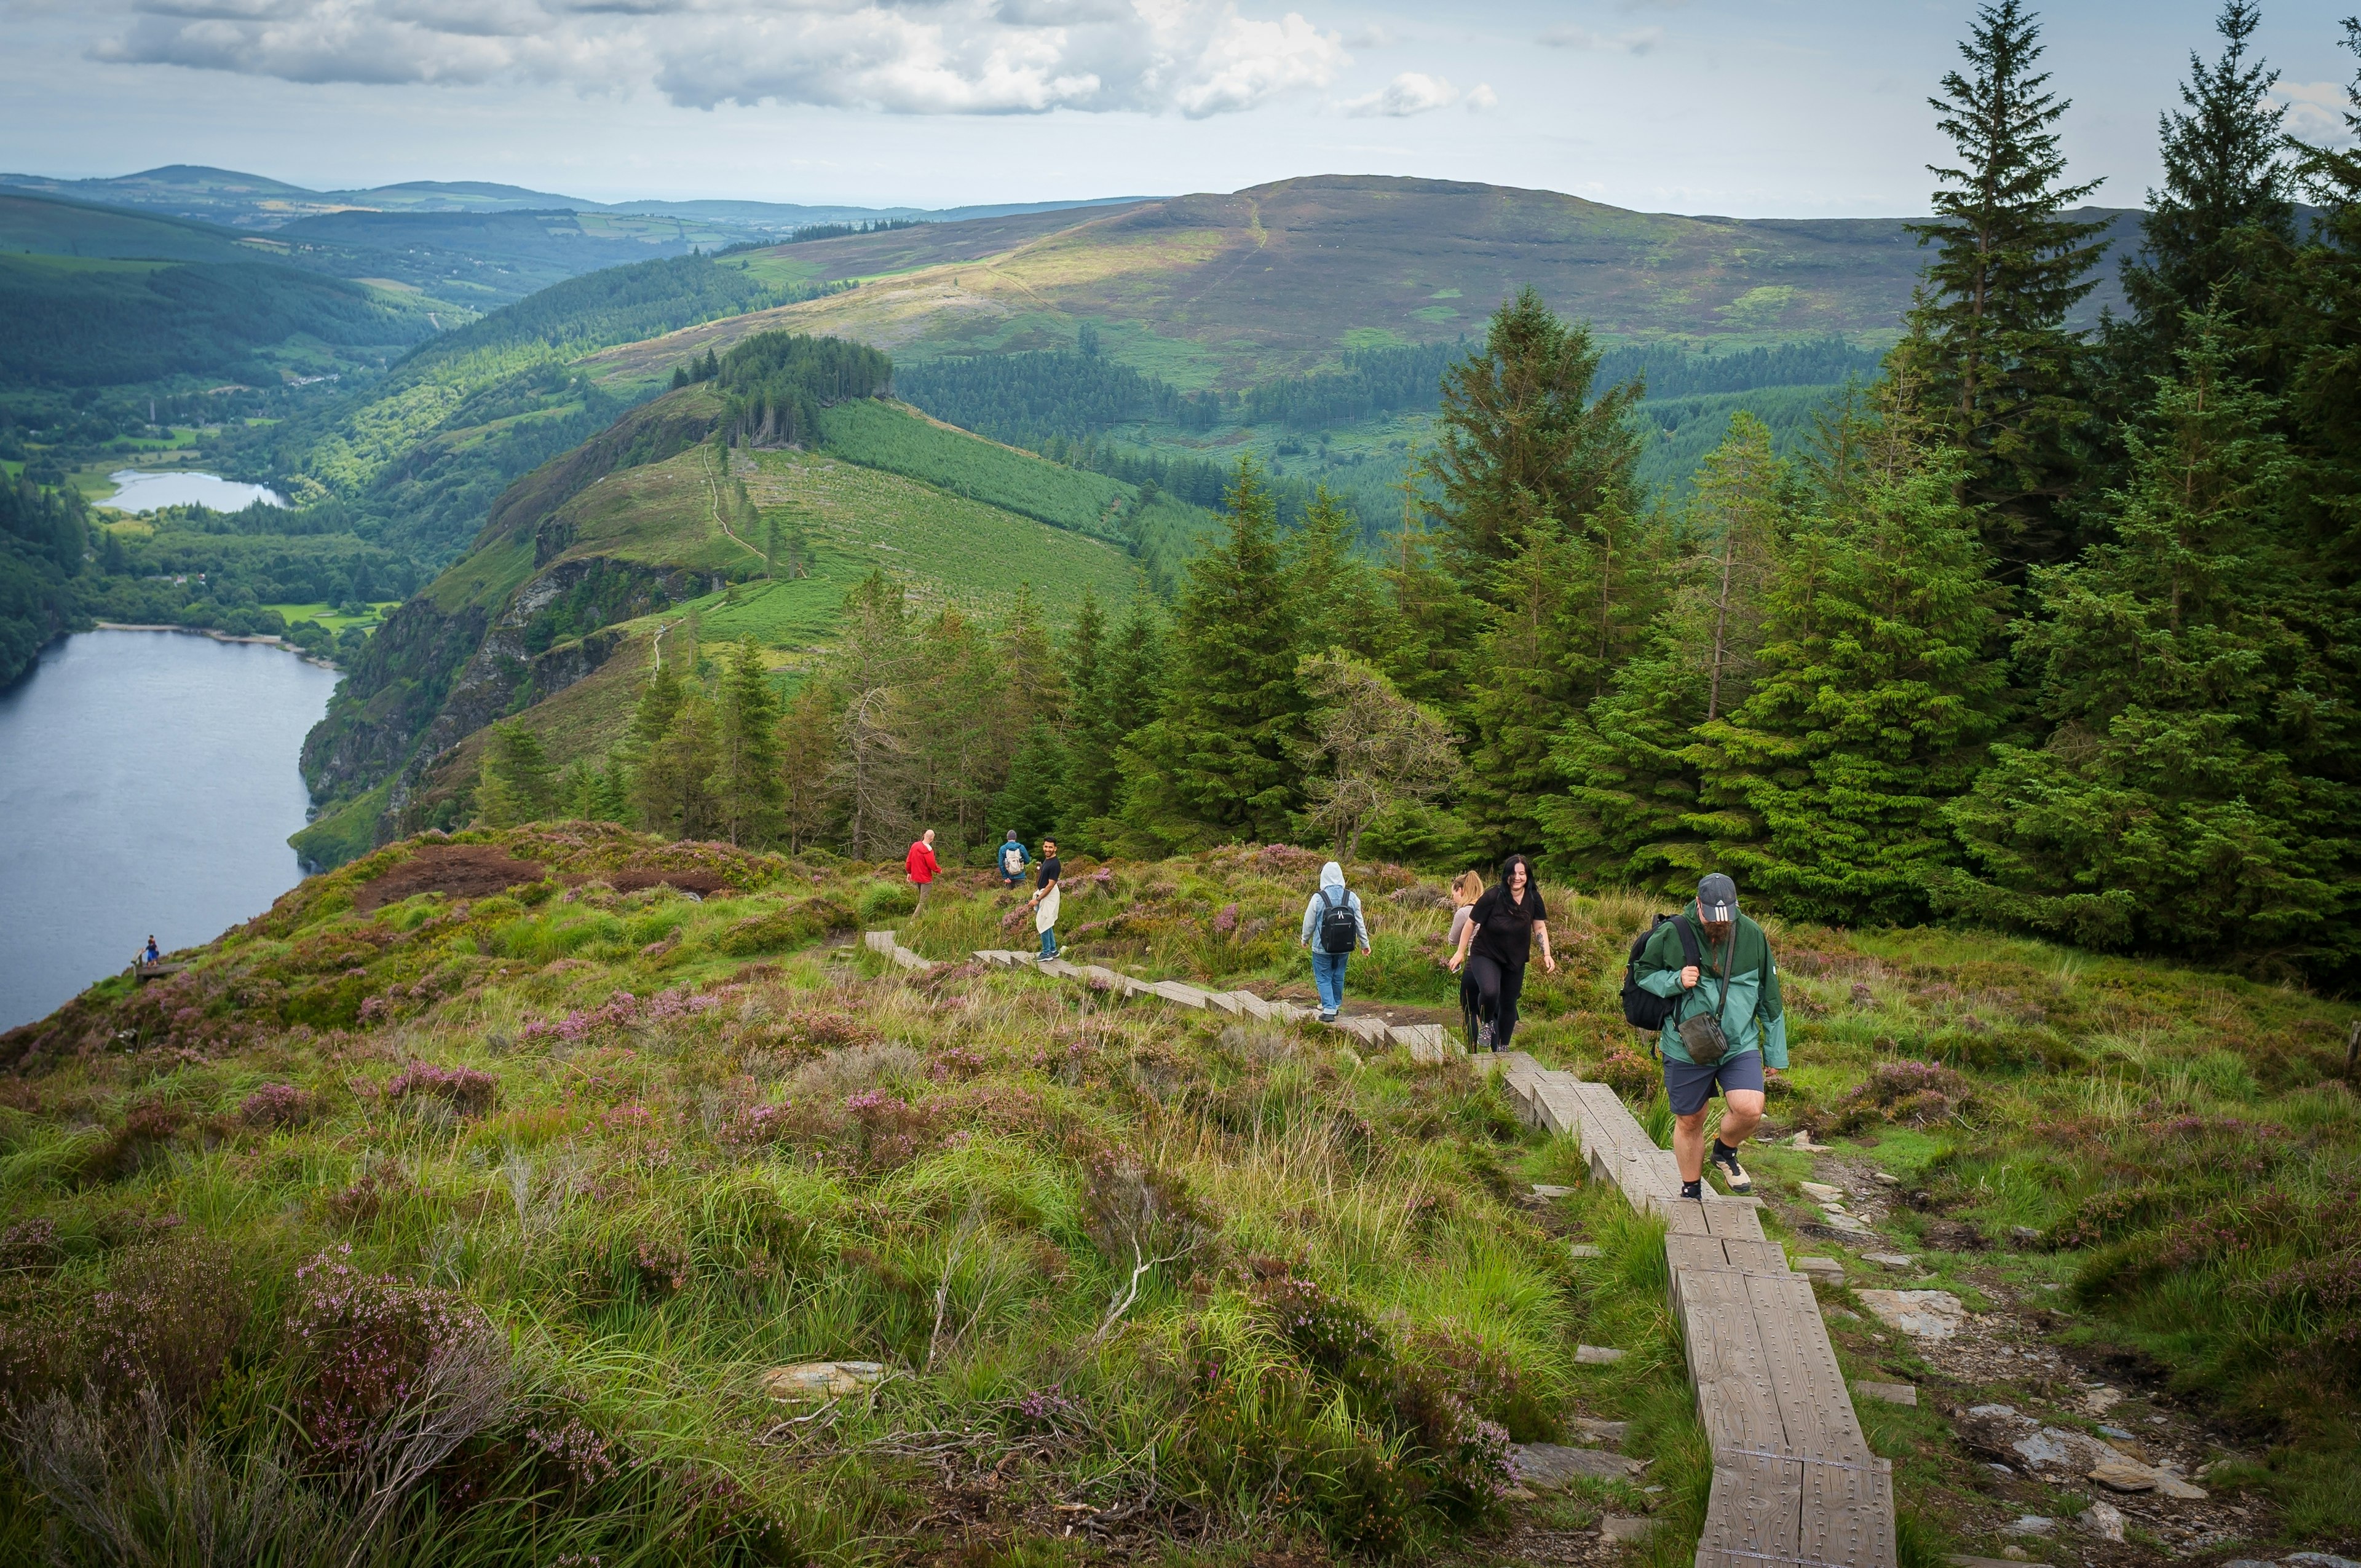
left=1623, top=872, right=1786, bottom=1198
left=1299, top=861, right=1371, bottom=1023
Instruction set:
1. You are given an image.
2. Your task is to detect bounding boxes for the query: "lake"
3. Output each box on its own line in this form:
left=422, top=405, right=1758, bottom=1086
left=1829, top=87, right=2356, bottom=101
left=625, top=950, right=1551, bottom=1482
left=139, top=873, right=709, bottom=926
left=0, top=629, right=339, bottom=1032
left=103, top=469, right=287, bottom=513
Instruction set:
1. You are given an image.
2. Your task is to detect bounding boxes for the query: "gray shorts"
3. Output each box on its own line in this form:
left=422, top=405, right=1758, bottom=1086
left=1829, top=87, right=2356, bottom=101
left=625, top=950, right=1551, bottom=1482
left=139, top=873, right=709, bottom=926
left=1663, top=1050, right=1765, bottom=1117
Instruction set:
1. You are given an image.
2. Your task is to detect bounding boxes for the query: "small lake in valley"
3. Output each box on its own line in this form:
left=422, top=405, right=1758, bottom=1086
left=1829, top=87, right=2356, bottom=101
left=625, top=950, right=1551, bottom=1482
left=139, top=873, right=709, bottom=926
left=0, top=629, right=338, bottom=1031
left=101, top=470, right=287, bottom=513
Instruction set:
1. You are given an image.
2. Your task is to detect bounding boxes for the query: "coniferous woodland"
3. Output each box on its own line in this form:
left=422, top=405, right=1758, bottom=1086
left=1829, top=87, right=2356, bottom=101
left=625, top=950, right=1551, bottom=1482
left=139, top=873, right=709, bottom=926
left=480, top=1, right=2361, bottom=979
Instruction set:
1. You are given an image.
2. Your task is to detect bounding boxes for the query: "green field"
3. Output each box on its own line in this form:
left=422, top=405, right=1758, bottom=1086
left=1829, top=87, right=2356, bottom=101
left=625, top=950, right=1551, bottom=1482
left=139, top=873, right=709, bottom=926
left=817, top=397, right=1133, bottom=539
left=264, top=599, right=403, bottom=635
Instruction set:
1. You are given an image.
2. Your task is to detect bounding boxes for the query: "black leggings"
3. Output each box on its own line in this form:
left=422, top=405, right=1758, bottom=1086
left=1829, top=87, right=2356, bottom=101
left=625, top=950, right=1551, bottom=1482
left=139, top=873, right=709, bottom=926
left=1466, top=953, right=1527, bottom=1047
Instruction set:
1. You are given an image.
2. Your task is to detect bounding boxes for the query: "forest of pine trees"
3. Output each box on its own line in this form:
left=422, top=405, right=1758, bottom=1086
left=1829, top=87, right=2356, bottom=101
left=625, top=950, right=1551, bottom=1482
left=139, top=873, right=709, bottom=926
left=480, top=1, right=2361, bottom=978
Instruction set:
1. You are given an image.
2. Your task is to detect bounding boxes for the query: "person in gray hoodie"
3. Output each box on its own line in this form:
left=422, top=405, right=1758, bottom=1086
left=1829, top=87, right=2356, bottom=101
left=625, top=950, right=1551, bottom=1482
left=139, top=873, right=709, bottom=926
left=1299, top=860, right=1371, bottom=1023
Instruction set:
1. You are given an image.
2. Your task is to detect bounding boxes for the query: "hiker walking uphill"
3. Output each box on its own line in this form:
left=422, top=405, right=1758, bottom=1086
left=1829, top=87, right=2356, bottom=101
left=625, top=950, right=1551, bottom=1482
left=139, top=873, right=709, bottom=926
left=997, top=830, right=1030, bottom=888
left=1446, top=872, right=1483, bottom=1041
left=905, top=829, right=939, bottom=910
left=1449, top=854, right=1555, bottom=1050
left=1024, top=838, right=1062, bottom=959
left=1629, top=872, right=1786, bottom=1198
left=1299, top=861, right=1371, bottom=1024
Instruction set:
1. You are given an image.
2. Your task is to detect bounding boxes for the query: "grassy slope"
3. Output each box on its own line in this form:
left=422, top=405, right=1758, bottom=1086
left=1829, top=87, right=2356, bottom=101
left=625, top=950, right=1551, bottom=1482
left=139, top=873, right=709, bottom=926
left=2, top=835, right=2353, bottom=1564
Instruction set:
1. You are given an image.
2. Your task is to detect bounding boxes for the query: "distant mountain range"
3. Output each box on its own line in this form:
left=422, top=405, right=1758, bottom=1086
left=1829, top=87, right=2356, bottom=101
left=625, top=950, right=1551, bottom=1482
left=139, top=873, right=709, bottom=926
left=0, top=165, right=1150, bottom=235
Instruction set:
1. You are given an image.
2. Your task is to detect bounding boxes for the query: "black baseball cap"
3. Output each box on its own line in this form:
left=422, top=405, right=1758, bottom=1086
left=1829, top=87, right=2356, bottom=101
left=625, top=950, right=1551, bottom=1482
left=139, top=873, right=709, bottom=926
left=1697, top=873, right=1738, bottom=921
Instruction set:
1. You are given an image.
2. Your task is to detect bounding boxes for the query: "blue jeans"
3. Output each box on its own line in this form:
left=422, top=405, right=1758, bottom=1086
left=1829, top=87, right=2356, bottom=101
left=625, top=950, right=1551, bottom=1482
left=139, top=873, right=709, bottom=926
left=1039, top=925, right=1059, bottom=959
left=1312, top=950, right=1349, bottom=1013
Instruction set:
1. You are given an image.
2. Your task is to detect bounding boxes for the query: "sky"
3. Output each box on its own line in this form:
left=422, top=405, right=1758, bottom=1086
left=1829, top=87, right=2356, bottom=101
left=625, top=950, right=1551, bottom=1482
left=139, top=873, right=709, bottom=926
left=0, top=0, right=2354, bottom=218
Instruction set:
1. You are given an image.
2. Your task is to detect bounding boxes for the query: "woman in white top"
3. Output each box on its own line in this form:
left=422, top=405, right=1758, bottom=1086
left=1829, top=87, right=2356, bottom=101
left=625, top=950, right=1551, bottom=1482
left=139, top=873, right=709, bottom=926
left=1447, top=871, right=1482, bottom=1043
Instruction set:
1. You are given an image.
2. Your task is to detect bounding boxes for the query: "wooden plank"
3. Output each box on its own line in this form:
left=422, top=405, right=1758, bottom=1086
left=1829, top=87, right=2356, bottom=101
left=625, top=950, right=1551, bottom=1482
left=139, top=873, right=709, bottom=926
left=1798, top=1456, right=1896, bottom=1568
left=1720, top=1239, right=1792, bottom=1275
left=1697, top=1449, right=1806, bottom=1568
left=1226, top=991, right=1275, bottom=1020
left=1701, top=1197, right=1768, bottom=1243
left=1746, top=1275, right=1871, bottom=1462
left=1149, top=980, right=1211, bottom=1008
left=864, top=929, right=897, bottom=956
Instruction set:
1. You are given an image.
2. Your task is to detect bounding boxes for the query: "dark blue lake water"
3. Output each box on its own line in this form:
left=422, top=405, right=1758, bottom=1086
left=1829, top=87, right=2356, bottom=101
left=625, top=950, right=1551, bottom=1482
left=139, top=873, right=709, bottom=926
left=0, top=629, right=339, bottom=1031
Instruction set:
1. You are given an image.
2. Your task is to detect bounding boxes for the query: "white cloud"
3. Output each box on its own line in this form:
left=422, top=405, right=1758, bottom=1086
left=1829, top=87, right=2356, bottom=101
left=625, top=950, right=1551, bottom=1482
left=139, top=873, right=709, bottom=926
left=1536, top=23, right=1661, bottom=53
left=1337, top=69, right=1461, bottom=117
left=1342, top=22, right=1392, bottom=47
left=2277, top=80, right=2355, bottom=148
left=1464, top=81, right=1495, bottom=111
left=89, top=0, right=1348, bottom=116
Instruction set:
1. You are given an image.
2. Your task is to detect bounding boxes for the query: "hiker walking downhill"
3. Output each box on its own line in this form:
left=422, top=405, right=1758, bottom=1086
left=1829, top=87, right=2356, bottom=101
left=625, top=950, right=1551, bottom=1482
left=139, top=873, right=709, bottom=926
left=905, top=829, right=939, bottom=911
left=997, top=830, right=1030, bottom=888
left=1024, top=837, right=1063, bottom=959
left=1629, top=872, right=1785, bottom=1199
left=1447, top=854, right=1556, bottom=1051
left=1299, top=861, right=1371, bottom=1024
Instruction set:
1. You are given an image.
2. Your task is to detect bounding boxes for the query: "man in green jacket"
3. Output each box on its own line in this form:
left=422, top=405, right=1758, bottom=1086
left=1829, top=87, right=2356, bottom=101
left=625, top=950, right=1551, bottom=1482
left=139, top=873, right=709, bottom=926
left=1632, top=872, right=1787, bottom=1198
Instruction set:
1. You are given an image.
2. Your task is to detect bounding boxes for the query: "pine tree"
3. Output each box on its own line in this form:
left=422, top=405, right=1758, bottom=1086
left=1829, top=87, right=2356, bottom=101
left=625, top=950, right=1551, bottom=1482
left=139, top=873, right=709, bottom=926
left=621, top=652, right=685, bottom=792
left=1699, top=415, right=2009, bottom=926
left=1944, top=321, right=2359, bottom=964
left=2285, top=21, right=2361, bottom=554
left=825, top=572, right=918, bottom=857
left=2119, top=1, right=2295, bottom=376
left=635, top=693, right=722, bottom=840
left=1061, top=589, right=1163, bottom=847
left=776, top=681, right=840, bottom=853
left=1371, top=484, right=1479, bottom=709
left=1544, top=416, right=1792, bottom=888
left=1903, top=0, right=2112, bottom=573
left=1287, top=487, right=1382, bottom=660
left=1121, top=460, right=1305, bottom=847
left=1458, top=524, right=1590, bottom=858
left=477, top=720, right=558, bottom=827
left=712, top=636, right=786, bottom=846
left=990, top=720, right=1069, bottom=848
left=1430, top=285, right=1643, bottom=584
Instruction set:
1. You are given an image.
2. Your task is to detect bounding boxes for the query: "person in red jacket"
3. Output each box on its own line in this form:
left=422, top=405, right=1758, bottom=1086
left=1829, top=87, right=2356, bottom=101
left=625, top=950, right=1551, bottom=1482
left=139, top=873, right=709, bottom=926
left=905, top=829, right=939, bottom=910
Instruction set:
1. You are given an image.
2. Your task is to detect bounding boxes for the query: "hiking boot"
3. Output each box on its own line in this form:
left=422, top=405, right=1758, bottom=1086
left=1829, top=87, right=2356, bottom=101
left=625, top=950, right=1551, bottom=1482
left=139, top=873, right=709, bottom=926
left=1680, top=1178, right=1703, bottom=1200
left=1709, top=1140, right=1753, bottom=1194
left=1319, top=1009, right=1338, bottom=1024
left=1476, top=1020, right=1495, bottom=1052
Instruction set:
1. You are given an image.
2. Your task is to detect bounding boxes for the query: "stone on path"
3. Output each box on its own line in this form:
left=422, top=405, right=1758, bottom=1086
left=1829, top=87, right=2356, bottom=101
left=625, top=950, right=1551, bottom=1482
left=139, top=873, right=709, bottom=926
left=1599, top=1515, right=1653, bottom=1543
left=1862, top=1251, right=1916, bottom=1269
left=1510, top=1443, right=1645, bottom=1489
left=1795, top=1255, right=1845, bottom=1278
left=2285, top=1556, right=2361, bottom=1568
left=2001, top=1517, right=2057, bottom=1537
left=2077, top=1501, right=2126, bottom=1543
left=1570, top=1417, right=1631, bottom=1446
left=1790, top=1130, right=1834, bottom=1152
left=1799, top=1181, right=1846, bottom=1202
left=1820, top=1210, right=1877, bottom=1234
left=1532, top=1184, right=1578, bottom=1199
left=1853, top=1381, right=1918, bottom=1407
left=1857, top=1288, right=1966, bottom=1339
left=1948, top=1556, right=2031, bottom=1568
left=1575, top=1344, right=1627, bottom=1365
left=2087, top=1459, right=2158, bottom=1492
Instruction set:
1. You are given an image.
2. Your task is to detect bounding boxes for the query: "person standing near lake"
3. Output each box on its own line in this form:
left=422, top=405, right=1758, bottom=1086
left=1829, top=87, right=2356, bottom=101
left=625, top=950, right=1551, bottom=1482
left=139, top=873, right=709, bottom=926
left=1631, top=872, right=1784, bottom=1198
left=1447, top=854, right=1556, bottom=1051
left=1024, top=837, right=1063, bottom=959
left=1299, top=861, right=1372, bottom=1024
left=997, top=830, right=1030, bottom=889
left=905, top=829, right=939, bottom=911
left=142, top=936, right=160, bottom=966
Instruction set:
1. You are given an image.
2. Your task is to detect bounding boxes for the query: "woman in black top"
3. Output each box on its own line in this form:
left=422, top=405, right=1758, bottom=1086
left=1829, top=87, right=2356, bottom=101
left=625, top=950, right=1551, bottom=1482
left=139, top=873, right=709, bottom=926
left=1446, top=853, right=1556, bottom=1050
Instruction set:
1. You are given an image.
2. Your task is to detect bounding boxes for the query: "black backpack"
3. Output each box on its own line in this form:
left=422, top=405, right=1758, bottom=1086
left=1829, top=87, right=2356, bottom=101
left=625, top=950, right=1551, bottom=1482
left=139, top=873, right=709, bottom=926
left=1317, top=889, right=1359, bottom=955
left=1621, top=915, right=1703, bottom=1031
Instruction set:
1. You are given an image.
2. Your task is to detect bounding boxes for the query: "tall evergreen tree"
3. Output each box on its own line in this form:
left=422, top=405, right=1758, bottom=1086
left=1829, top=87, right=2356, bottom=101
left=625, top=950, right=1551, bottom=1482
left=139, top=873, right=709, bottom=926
left=712, top=636, right=786, bottom=846
left=1428, top=285, right=1643, bottom=584
left=1698, top=415, right=2009, bottom=926
left=824, top=572, right=918, bottom=857
left=1061, top=590, right=1163, bottom=847
left=990, top=720, right=1069, bottom=848
left=775, top=681, right=840, bottom=853
left=1121, top=461, right=1305, bottom=847
left=1944, top=322, right=2359, bottom=964
left=1902, top=0, right=2111, bottom=573
left=634, top=693, right=722, bottom=840
left=2285, top=20, right=2361, bottom=561
left=1545, top=416, right=1792, bottom=887
left=477, top=720, right=558, bottom=827
left=1288, top=486, right=1383, bottom=660
left=620, top=652, right=686, bottom=793
left=2118, top=1, right=2295, bottom=376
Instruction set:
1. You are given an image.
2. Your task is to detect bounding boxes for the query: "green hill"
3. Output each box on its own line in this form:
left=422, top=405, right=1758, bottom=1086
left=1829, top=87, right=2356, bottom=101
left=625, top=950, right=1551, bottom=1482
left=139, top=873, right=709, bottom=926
left=1, top=829, right=2352, bottom=1563
left=293, top=373, right=1160, bottom=869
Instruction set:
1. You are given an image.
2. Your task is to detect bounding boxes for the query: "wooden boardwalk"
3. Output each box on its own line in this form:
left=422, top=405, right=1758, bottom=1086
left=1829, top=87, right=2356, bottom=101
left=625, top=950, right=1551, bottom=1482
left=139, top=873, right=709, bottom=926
left=1492, top=1054, right=1897, bottom=1568
left=867, top=932, right=1892, bottom=1568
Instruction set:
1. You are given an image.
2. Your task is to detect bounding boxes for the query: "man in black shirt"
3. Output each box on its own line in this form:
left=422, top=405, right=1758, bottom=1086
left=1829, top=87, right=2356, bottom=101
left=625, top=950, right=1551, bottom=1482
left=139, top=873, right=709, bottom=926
left=1024, top=838, right=1063, bottom=959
